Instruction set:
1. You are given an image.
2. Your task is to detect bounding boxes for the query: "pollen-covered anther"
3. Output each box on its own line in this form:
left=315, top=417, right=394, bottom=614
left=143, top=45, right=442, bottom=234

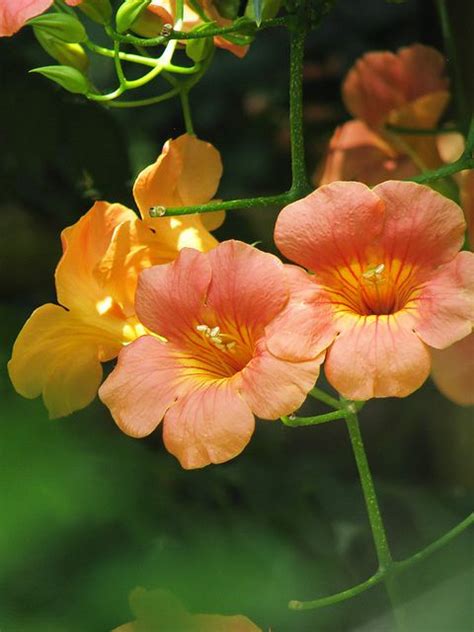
left=362, top=263, right=385, bottom=281
left=196, top=324, right=237, bottom=352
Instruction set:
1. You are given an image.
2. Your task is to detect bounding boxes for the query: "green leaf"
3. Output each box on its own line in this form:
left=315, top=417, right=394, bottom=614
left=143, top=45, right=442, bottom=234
left=245, top=0, right=281, bottom=22
left=29, top=65, right=90, bottom=95
left=214, top=0, right=240, bottom=20
left=27, top=13, right=87, bottom=43
left=115, top=0, right=151, bottom=33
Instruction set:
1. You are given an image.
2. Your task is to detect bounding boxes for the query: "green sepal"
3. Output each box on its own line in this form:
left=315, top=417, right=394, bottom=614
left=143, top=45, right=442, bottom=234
left=29, top=65, right=90, bottom=94
left=245, top=0, right=281, bottom=23
left=34, top=28, right=89, bottom=72
left=78, top=0, right=113, bottom=25
left=116, top=0, right=151, bottom=33
left=27, top=13, right=87, bottom=43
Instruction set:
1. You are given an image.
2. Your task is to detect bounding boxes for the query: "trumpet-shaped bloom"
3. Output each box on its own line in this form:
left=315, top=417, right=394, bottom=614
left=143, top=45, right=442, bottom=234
left=9, top=134, right=224, bottom=418
left=342, top=44, right=450, bottom=168
left=0, top=0, right=81, bottom=37
left=274, top=181, right=474, bottom=400
left=112, top=588, right=262, bottom=632
left=100, top=241, right=324, bottom=469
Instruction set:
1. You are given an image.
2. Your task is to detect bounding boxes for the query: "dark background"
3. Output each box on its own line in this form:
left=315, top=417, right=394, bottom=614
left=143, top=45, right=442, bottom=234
left=0, top=0, right=473, bottom=630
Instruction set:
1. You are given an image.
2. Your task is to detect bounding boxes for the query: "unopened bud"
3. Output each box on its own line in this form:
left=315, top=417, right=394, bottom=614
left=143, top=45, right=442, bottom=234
left=34, top=29, right=89, bottom=72
left=30, top=65, right=91, bottom=94
left=78, top=0, right=113, bottom=25
left=116, top=0, right=151, bottom=33
left=27, top=13, right=87, bottom=43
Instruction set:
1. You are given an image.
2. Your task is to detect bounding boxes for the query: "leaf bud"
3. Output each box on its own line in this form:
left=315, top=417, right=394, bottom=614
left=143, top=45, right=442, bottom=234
left=116, top=0, right=151, bottom=33
left=27, top=13, right=87, bottom=43
left=34, top=29, right=89, bottom=72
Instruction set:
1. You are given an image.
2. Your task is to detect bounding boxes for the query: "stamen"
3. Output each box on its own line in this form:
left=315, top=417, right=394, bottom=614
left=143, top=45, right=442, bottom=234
left=196, top=323, right=238, bottom=352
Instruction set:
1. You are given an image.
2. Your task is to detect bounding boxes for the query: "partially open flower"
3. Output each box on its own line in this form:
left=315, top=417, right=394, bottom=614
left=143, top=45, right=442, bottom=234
left=274, top=181, right=474, bottom=401
left=100, top=241, right=324, bottom=468
left=0, top=0, right=82, bottom=37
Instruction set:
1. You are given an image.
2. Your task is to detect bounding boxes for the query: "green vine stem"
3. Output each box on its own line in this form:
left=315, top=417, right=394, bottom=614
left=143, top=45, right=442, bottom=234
left=285, top=396, right=474, bottom=622
left=151, top=16, right=311, bottom=218
left=109, top=16, right=291, bottom=47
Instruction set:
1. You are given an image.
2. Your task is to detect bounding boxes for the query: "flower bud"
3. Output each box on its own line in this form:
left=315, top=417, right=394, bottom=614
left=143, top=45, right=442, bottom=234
left=78, top=0, right=113, bottom=24
left=34, top=29, right=90, bottom=72
left=27, top=13, right=87, bottom=43
left=116, top=0, right=151, bottom=33
left=30, top=65, right=91, bottom=94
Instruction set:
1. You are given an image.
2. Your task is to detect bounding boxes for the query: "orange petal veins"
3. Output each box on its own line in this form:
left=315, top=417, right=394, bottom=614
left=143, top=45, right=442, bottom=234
left=324, top=312, right=432, bottom=400
left=8, top=304, right=104, bottom=418
left=163, top=380, right=255, bottom=469
left=431, top=333, right=474, bottom=406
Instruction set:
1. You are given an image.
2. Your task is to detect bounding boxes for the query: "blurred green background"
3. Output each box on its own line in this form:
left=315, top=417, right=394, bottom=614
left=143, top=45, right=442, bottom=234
left=0, top=0, right=473, bottom=630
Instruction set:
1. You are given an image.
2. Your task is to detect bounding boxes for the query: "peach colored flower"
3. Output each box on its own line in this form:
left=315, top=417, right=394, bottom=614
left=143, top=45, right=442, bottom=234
left=133, top=0, right=248, bottom=58
left=0, top=0, right=81, bottom=37
left=99, top=240, right=324, bottom=469
left=273, top=181, right=474, bottom=401
left=8, top=134, right=224, bottom=418
left=430, top=333, right=474, bottom=406
left=317, top=120, right=419, bottom=187
left=112, top=587, right=262, bottom=632
left=342, top=44, right=450, bottom=169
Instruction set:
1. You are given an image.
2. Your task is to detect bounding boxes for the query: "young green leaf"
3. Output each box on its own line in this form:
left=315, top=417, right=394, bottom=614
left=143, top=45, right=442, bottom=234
left=30, top=65, right=90, bottom=94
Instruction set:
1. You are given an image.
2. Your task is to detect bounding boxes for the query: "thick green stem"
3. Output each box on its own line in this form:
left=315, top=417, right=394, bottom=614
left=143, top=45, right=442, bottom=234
left=288, top=22, right=312, bottom=196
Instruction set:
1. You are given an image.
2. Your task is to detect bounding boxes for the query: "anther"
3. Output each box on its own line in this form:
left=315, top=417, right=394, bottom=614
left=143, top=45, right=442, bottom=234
left=362, top=263, right=385, bottom=281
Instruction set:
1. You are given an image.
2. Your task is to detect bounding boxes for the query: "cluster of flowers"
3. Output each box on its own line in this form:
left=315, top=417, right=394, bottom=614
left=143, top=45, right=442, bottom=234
left=7, top=38, right=474, bottom=469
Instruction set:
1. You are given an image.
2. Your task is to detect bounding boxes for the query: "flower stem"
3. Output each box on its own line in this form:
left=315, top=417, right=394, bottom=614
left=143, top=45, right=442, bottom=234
left=288, top=20, right=312, bottom=197
left=345, top=407, right=405, bottom=630
left=180, top=89, right=195, bottom=135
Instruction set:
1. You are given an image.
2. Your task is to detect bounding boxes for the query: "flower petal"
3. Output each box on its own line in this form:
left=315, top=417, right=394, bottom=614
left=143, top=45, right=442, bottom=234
left=274, top=181, right=385, bottom=273
left=99, top=336, right=187, bottom=438
left=0, top=0, right=52, bottom=36
left=342, top=44, right=448, bottom=129
left=57, top=201, right=137, bottom=311
left=240, top=340, right=323, bottom=419
left=374, top=180, right=466, bottom=269
left=324, top=312, right=431, bottom=399
left=162, top=380, right=255, bottom=469
left=412, top=251, right=474, bottom=349
left=135, top=248, right=212, bottom=340
left=206, top=240, right=288, bottom=332
left=265, top=265, right=337, bottom=362
left=192, top=613, right=262, bottom=631
left=430, top=333, right=474, bottom=406
left=8, top=304, right=103, bottom=418
left=133, top=133, right=222, bottom=213
left=318, top=120, right=419, bottom=187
